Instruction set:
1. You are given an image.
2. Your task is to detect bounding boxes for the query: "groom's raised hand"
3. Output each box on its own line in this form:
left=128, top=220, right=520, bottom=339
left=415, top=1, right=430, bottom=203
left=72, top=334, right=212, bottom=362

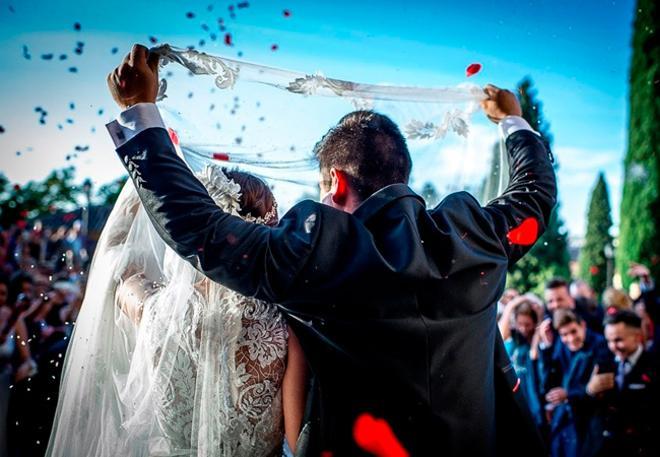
left=107, top=44, right=160, bottom=110
left=481, top=84, right=522, bottom=123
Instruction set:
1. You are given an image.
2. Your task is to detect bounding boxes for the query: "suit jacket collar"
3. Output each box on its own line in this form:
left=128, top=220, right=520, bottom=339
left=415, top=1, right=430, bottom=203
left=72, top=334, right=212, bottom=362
left=353, top=184, right=424, bottom=222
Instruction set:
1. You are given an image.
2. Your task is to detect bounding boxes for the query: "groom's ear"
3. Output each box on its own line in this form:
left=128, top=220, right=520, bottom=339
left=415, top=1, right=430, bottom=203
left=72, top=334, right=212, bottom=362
left=330, top=168, right=349, bottom=205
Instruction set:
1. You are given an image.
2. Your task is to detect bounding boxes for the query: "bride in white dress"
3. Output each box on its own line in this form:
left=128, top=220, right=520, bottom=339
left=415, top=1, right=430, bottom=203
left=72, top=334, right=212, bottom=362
left=46, top=165, right=306, bottom=457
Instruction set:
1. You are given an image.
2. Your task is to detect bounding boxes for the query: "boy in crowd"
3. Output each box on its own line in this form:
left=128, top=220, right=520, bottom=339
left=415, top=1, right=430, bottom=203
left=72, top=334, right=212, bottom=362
left=539, top=309, right=612, bottom=457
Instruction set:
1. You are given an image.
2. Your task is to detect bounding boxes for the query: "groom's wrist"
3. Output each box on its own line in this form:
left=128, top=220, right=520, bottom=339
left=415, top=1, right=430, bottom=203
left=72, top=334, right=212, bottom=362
left=106, top=102, right=165, bottom=148
left=499, top=116, right=538, bottom=139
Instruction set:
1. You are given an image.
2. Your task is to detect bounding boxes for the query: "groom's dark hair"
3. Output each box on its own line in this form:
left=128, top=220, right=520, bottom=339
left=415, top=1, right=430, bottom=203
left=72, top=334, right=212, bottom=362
left=313, top=111, right=412, bottom=201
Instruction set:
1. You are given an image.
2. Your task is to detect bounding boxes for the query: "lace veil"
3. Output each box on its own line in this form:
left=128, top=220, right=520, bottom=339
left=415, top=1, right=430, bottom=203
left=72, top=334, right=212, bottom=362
left=149, top=45, right=510, bottom=204
left=46, top=159, right=286, bottom=456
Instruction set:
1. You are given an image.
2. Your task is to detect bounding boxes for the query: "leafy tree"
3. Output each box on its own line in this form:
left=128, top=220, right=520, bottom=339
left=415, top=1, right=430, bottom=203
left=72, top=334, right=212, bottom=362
left=579, top=172, right=613, bottom=295
left=616, top=0, right=660, bottom=287
left=0, top=168, right=82, bottom=227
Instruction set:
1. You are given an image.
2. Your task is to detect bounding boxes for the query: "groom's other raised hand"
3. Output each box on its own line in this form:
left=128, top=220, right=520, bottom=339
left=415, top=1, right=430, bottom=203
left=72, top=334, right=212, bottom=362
left=107, top=44, right=160, bottom=109
left=481, top=84, right=522, bottom=123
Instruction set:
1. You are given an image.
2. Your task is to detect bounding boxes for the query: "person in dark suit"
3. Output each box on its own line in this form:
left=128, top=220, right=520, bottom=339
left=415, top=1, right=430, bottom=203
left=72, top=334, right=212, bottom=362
left=538, top=310, right=612, bottom=457
left=103, top=44, right=557, bottom=456
left=587, top=310, right=659, bottom=457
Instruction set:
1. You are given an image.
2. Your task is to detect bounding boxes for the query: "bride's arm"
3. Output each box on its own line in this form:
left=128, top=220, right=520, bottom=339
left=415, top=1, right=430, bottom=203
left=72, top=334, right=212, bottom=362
left=282, top=326, right=307, bottom=453
left=115, top=272, right=162, bottom=324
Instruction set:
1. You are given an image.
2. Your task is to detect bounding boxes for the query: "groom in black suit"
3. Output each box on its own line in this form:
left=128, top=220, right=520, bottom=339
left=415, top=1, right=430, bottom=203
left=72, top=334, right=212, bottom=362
left=105, top=45, right=556, bottom=456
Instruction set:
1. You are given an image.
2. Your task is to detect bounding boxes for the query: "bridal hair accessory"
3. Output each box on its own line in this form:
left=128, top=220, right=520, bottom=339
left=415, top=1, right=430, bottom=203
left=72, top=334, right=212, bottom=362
left=196, top=164, right=278, bottom=225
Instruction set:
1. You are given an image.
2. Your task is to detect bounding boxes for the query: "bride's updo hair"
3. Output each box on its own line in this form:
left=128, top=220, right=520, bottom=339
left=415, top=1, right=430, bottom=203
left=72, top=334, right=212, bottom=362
left=223, top=169, right=278, bottom=226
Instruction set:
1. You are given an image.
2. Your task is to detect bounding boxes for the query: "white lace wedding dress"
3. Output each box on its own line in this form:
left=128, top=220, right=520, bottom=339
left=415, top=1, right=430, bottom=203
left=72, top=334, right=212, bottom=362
left=46, top=166, right=288, bottom=457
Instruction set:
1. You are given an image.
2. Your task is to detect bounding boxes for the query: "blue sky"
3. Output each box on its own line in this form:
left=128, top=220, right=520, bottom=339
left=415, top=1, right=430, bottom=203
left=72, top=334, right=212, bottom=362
left=0, top=0, right=636, bottom=236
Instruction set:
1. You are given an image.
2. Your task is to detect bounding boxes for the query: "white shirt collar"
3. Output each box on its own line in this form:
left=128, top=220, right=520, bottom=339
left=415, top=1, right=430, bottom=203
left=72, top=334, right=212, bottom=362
left=616, top=344, right=644, bottom=368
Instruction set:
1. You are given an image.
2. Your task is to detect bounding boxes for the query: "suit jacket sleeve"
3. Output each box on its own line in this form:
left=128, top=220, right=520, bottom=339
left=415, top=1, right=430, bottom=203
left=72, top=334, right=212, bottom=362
left=114, top=127, right=320, bottom=302
left=480, top=130, right=557, bottom=266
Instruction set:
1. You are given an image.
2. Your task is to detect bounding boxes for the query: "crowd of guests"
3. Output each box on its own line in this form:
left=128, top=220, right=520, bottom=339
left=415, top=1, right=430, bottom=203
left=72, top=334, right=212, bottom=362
left=1, top=217, right=658, bottom=457
left=0, top=221, right=86, bottom=457
left=498, top=266, right=659, bottom=457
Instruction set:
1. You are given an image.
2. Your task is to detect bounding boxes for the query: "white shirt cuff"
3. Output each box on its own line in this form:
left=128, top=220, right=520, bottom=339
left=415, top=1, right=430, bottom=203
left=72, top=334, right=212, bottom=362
left=106, top=103, right=165, bottom=148
left=499, top=116, right=538, bottom=139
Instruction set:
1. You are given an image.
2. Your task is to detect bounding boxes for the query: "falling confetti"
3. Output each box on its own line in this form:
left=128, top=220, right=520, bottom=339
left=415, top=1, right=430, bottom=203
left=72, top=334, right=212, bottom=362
left=224, top=33, right=233, bottom=46
left=68, top=67, right=78, bottom=73
left=111, top=47, right=118, bottom=54
left=512, top=378, right=521, bottom=392
left=0, top=125, right=5, bottom=134
left=22, top=45, right=31, bottom=60
left=506, top=217, right=539, bottom=246
left=283, top=9, right=291, bottom=17
left=73, top=22, right=81, bottom=31
left=353, top=413, right=409, bottom=457
left=41, top=53, right=54, bottom=60
left=465, top=63, right=482, bottom=77
left=59, top=54, right=67, bottom=60
left=213, top=152, right=230, bottom=161
left=167, top=128, right=180, bottom=146
left=149, top=36, right=158, bottom=44
left=186, top=12, right=195, bottom=19
left=271, top=44, right=279, bottom=51
left=69, top=102, right=75, bottom=110
left=589, top=265, right=599, bottom=275
left=237, top=1, right=250, bottom=8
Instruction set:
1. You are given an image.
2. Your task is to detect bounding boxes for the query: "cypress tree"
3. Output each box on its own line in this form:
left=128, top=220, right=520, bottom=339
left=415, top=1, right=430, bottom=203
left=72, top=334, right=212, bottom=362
left=616, top=0, right=660, bottom=287
left=579, top=172, right=613, bottom=295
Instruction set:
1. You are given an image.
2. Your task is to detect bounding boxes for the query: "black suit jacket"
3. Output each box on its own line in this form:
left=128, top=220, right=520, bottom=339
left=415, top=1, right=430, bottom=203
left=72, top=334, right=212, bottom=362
left=115, top=127, right=556, bottom=456
left=598, top=350, right=659, bottom=456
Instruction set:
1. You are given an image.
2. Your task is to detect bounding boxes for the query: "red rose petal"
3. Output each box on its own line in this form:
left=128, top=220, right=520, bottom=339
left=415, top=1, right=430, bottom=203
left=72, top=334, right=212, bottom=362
left=353, top=413, right=409, bottom=457
left=167, top=128, right=179, bottom=146
left=213, top=152, right=230, bottom=161
left=465, top=63, right=482, bottom=77
left=589, top=265, right=600, bottom=275
left=224, top=33, right=233, bottom=46
left=506, top=217, right=539, bottom=246
left=642, top=373, right=651, bottom=383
